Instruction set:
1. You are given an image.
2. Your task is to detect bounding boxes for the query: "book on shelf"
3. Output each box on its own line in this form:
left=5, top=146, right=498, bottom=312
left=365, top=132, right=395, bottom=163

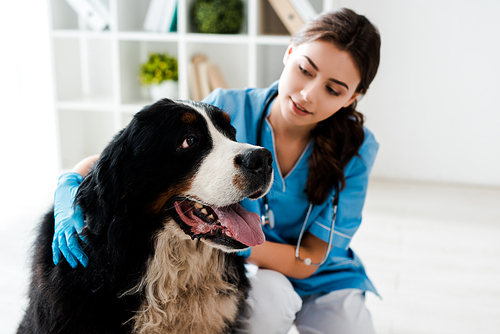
left=169, top=4, right=178, bottom=32
left=267, top=0, right=304, bottom=35
left=190, top=55, right=228, bottom=101
left=144, top=0, right=177, bottom=33
left=143, top=0, right=163, bottom=32
left=65, top=0, right=110, bottom=31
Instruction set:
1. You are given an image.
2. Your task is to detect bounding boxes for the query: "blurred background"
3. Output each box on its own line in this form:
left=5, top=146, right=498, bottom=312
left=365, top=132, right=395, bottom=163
left=1, top=1, right=499, bottom=333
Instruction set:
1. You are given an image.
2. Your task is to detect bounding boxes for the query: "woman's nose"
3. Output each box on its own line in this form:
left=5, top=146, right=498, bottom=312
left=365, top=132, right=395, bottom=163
left=300, top=81, right=318, bottom=102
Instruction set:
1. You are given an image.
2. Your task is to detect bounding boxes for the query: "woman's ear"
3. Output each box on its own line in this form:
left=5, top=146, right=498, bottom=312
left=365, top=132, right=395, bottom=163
left=283, top=44, right=294, bottom=65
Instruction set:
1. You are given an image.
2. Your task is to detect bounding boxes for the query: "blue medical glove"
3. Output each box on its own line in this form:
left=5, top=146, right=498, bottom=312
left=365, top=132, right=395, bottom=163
left=237, top=248, right=252, bottom=259
left=52, top=172, right=88, bottom=268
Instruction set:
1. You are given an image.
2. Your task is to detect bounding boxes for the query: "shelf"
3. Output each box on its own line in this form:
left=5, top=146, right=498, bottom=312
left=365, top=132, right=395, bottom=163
left=184, top=33, right=250, bottom=44
left=120, top=102, right=153, bottom=113
left=49, top=0, right=329, bottom=170
left=255, top=35, right=291, bottom=45
left=52, top=30, right=292, bottom=45
left=52, top=30, right=114, bottom=39
left=52, top=37, right=114, bottom=102
left=117, top=31, right=180, bottom=42
left=118, top=40, right=178, bottom=103
left=56, top=96, right=116, bottom=112
left=58, top=109, right=116, bottom=169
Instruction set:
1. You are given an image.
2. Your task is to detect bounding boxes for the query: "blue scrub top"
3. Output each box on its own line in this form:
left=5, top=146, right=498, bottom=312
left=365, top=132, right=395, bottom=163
left=203, top=81, right=380, bottom=297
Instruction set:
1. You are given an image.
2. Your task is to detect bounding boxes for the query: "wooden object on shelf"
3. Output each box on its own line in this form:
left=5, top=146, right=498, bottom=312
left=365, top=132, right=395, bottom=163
left=190, top=55, right=228, bottom=101
left=197, top=60, right=212, bottom=99
left=190, top=54, right=208, bottom=101
left=267, top=0, right=304, bottom=35
left=207, top=64, right=228, bottom=92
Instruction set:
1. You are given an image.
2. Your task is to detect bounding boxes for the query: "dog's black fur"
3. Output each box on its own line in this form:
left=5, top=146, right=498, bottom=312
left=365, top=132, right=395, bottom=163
left=17, top=99, right=271, bottom=334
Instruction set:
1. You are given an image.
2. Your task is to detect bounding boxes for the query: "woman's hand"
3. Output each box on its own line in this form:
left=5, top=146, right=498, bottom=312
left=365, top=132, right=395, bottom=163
left=247, top=232, right=329, bottom=279
left=51, top=155, right=99, bottom=268
left=52, top=172, right=88, bottom=268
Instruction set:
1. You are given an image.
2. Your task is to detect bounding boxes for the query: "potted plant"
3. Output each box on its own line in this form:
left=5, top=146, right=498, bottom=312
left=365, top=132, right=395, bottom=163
left=139, top=53, right=179, bottom=101
left=191, top=0, right=244, bottom=34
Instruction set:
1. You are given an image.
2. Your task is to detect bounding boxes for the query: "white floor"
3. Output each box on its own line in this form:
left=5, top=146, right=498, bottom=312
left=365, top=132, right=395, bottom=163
left=355, top=179, right=500, bottom=334
left=2, top=178, right=500, bottom=334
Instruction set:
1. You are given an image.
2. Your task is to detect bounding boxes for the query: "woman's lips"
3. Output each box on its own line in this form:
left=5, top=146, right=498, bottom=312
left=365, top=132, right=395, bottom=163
left=290, top=98, right=312, bottom=116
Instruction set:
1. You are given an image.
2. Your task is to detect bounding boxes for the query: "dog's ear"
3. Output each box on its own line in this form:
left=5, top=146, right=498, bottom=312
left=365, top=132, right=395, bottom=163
left=95, top=129, right=132, bottom=210
left=76, top=127, right=132, bottom=235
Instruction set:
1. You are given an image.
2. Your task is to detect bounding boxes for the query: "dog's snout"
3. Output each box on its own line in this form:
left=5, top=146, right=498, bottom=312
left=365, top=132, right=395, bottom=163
left=236, top=148, right=273, bottom=175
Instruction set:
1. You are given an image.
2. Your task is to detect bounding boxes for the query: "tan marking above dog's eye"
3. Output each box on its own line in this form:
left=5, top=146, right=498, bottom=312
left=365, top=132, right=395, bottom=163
left=181, top=112, right=197, bottom=124
left=222, top=112, right=231, bottom=124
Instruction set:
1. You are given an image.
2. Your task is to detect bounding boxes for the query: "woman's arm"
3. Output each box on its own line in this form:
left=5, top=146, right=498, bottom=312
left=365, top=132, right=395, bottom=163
left=71, top=154, right=100, bottom=177
left=247, top=232, right=328, bottom=279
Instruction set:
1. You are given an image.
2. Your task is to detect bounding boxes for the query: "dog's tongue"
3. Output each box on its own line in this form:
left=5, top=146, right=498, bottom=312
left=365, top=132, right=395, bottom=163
left=213, top=203, right=265, bottom=247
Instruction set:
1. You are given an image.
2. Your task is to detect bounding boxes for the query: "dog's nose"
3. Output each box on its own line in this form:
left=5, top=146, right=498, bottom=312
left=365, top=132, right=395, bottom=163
left=236, top=148, right=273, bottom=175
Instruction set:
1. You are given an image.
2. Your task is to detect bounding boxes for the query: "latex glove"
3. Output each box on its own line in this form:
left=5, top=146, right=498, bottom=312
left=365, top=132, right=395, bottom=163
left=237, top=248, right=252, bottom=259
left=52, top=172, right=88, bottom=268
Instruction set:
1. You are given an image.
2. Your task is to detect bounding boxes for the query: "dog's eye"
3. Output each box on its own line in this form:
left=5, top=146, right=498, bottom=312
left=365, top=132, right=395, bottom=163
left=180, top=136, right=197, bottom=149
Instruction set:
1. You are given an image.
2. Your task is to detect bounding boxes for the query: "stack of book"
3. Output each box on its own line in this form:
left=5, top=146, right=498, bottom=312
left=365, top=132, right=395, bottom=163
left=143, top=0, right=178, bottom=33
left=267, top=0, right=317, bottom=35
left=64, top=0, right=110, bottom=31
left=189, top=55, right=228, bottom=101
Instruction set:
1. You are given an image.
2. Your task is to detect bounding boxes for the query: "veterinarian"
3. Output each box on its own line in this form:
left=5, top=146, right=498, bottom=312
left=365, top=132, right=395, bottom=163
left=52, top=8, right=381, bottom=334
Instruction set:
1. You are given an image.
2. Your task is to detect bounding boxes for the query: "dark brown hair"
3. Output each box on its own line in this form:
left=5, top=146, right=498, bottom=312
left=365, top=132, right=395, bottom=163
left=291, top=8, right=381, bottom=204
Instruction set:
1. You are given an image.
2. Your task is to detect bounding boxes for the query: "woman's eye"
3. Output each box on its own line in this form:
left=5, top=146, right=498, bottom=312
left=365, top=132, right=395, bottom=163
left=299, top=65, right=311, bottom=76
left=180, top=136, right=196, bottom=149
left=326, top=86, right=340, bottom=96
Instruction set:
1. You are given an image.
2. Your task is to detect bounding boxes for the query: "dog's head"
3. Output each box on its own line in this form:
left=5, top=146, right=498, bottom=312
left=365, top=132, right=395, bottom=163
left=78, top=99, right=272, bottom=253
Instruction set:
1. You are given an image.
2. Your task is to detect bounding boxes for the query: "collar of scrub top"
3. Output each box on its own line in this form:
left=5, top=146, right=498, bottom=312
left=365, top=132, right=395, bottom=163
left=256, top=91, right=340, bottom=266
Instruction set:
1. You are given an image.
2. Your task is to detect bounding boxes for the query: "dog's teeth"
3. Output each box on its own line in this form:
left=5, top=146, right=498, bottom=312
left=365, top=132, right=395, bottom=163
left=226, top=230, right=233, bottom=238
left=194, top=202, right=204, bottom=209
left=208, top=214, right=214, bottom=220
left=201, top=208, right=208, bottom=215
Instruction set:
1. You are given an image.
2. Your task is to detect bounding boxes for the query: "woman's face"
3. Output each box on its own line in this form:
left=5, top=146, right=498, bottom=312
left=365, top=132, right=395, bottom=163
left=276, top=40, right=361, bottom=129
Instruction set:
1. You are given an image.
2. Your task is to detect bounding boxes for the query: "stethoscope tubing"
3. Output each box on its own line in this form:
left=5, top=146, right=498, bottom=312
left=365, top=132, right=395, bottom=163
left=257, top=91, right=339, bottom=266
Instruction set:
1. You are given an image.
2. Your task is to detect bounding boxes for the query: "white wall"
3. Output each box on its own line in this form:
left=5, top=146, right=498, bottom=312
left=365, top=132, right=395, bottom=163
left=0, top=2, right=58, bottom=331
left=0, top=0, right=59, bottom=225
left=328, top=0, right=500, bottom=187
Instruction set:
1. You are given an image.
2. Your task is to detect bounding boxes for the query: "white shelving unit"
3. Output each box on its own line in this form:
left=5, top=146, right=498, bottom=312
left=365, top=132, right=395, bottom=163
left=48, top=0, right=327, bottom=169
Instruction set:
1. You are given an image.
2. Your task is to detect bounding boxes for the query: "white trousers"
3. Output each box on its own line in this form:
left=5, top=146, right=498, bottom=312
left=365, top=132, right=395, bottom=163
left=237, top=267, right=376, bottom=334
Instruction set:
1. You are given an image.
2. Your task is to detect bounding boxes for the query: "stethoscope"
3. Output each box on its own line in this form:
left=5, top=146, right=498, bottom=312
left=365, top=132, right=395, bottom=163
left=257, top=92, right=339, bottom=267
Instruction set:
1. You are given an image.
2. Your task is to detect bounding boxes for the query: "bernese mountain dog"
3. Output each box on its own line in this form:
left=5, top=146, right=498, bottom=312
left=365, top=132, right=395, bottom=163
left=17, top=99, right=273, bottom=334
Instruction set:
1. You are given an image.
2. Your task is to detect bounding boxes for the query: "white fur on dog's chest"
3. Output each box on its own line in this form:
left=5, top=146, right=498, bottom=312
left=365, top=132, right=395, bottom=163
left=128, top=223, right=244, bottom=334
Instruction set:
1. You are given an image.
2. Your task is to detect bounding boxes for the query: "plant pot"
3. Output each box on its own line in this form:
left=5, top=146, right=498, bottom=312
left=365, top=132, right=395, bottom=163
left=149, top=81, right=179, bottom=101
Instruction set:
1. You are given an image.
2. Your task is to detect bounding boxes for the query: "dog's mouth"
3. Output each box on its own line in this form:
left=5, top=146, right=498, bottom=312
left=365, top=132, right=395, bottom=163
left=172, top=199, right=265, bottom=249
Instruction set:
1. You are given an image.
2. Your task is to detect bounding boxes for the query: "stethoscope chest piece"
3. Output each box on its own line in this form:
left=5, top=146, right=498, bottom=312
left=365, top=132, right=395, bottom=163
left=261, top=203, right=275, bottom=229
